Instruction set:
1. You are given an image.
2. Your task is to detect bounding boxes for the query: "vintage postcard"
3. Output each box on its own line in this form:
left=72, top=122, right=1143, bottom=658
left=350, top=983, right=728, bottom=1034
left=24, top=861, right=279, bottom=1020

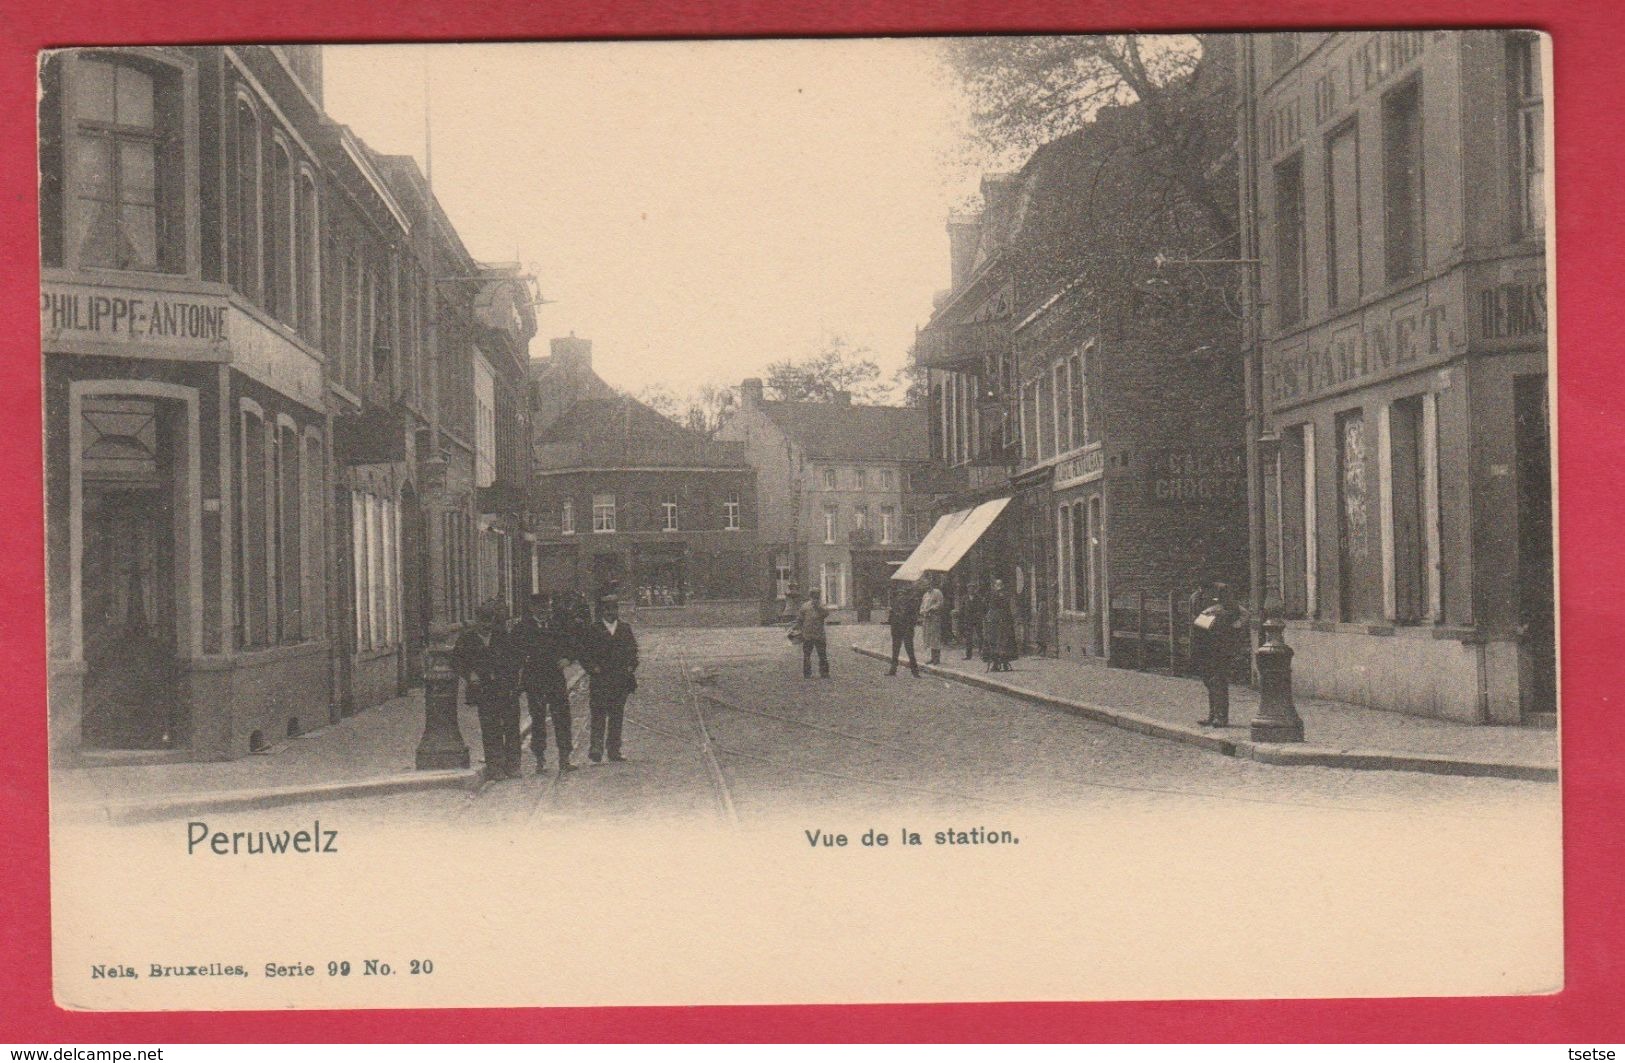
left=40, top=32, right=1559, bottom=1011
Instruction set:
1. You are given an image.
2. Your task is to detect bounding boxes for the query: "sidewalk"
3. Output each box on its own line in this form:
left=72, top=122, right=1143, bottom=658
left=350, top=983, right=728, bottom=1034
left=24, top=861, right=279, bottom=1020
left=55, top=670, right=586, bottom=824
left=848, top=626, right=1557, bottom=781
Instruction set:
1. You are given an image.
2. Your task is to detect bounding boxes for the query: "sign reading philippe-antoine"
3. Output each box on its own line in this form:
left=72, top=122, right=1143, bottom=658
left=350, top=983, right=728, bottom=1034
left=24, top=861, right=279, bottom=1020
left=41, top=283, right=230, bottom=348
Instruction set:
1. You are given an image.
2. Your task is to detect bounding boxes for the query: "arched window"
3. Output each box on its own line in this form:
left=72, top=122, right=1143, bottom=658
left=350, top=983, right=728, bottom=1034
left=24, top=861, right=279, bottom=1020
left=232, top=98, right=260, bottom=299
left=296, top=173, right=320, bottom=343
left=266, top=140, right=294, bottom=323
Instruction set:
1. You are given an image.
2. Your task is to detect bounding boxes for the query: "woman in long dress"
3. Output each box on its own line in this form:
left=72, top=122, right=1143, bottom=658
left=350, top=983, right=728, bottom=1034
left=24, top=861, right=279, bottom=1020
left=982, top=578, right=1018, bottom=672
left=919, top=576, right=946, bottom=665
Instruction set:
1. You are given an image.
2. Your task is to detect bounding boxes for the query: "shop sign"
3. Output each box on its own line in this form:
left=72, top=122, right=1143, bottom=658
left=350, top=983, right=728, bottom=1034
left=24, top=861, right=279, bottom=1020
left=1144, top=447, right=1245, bottom=505
left=1474, top=278, right=1546, bottom=343
left=229, top=308, right=325, bottom=411
left=1267, top=289, right=1461, bottom=407
left=41, top=282, right=229, bottom=350
left=1053, top=447, right=1105, bottom=489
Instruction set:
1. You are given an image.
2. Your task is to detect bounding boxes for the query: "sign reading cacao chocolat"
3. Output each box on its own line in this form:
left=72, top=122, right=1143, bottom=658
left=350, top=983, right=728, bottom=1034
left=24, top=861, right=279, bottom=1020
left=1144, top=447, right=1245, bottom=505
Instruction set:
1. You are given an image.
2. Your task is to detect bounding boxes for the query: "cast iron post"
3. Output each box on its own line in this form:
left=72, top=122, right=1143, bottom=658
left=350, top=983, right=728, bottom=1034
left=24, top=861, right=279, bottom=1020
left=416, top=644, right=470, bottom=769
left=1250, top=617, right=1305, bottom=743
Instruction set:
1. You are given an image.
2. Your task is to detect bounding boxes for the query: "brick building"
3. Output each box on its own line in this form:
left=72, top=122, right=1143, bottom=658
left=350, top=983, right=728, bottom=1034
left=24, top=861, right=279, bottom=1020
left=529, top=339, right=762, bottom=626
left=40, top=45, right=538, bottom=759
left=1243, top=31, right=1553, bottom=722
left=907, top=41, right=1246, bottom=663
left=714, top=381, right=932, bottom=616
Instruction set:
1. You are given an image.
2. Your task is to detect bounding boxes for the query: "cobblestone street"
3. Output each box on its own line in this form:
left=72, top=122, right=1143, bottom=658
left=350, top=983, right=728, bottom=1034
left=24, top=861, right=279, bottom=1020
left=303, top=625, right=1558, bottom=828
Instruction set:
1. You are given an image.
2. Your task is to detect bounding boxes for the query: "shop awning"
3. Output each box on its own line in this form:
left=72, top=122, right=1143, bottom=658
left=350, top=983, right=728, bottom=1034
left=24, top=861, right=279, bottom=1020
left=891, top=509, right=970, bottom=583
left=923, top=496, right=1011, bottom=574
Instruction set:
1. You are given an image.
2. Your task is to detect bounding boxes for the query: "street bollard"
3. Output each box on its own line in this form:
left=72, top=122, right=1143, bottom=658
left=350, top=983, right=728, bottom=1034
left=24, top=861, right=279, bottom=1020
left=1250, top=617, right=1305, bottom=743
left=415, top=644, right=471, bottom=770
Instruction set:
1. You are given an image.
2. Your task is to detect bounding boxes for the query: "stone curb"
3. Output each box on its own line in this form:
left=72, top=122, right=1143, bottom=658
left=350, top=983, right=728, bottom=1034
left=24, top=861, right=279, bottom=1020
left=850, top=645, right=1557, bottom=783
left=72, top=670, right=595, bottom=825
left=90, top=769, right=483, bottom=825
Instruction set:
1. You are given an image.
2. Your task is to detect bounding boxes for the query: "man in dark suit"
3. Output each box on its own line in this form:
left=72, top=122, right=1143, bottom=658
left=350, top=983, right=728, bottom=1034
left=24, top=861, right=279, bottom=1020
left=582, top=594, right=639, bottom=763
left=451, top=600, right=525, bottom=780
left=887, top=582, right=921, bottom=677
left=514, top=592, right=576, bottom=774
left=1192, top=582, right=1248, bottom=728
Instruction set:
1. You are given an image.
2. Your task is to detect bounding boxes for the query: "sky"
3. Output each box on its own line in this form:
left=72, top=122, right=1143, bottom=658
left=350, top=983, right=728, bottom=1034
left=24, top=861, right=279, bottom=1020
left=321, top=40, right=977, bottom=402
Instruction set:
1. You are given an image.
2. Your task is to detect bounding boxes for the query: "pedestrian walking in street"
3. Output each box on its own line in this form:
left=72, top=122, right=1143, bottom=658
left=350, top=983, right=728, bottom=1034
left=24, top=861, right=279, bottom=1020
left=1191, top=582, right=1248, bottom=727
left=920, top=575, right=946, bottom=665
left=452, top=600, right=526, bottom=780
left=957, top=584, right=982, bottom=660
left=794, top=590, right=831, bottom=678
left=982, top=578, right=1017, bottom=672
left=582, top=594, right=639, bottom=763
left=887, top=583, right=921, bottom=677
left=515, top=592, right=577, bottom=774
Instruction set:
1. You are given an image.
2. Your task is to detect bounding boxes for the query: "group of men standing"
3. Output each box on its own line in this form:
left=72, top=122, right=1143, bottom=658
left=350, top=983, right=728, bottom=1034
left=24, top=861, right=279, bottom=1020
left=451, top=592, right=640, bottom=780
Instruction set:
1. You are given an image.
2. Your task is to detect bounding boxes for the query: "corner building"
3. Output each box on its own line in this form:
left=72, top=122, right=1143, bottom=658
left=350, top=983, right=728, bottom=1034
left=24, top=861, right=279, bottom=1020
left=41, top=47, right=337, bottom=758
left=1245, top=31, right=1553, bottom=722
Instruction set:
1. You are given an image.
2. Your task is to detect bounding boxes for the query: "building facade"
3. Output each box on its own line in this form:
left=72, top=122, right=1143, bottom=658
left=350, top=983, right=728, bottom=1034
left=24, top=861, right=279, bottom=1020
left=40, top=45, right=539, bottom=760
left=911, top=45, right=1246, bottom=665
left=715, top=381, right=932, bottom=615
left=529, top=340, right=763, bottom=626
left=1244, top=30, right=1553, bottom=723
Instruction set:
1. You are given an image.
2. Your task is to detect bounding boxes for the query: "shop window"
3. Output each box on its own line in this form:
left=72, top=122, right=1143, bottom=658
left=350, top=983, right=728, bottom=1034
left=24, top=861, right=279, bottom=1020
left=237, top=406, right=269, bottom=648
left=1383, top=80, right=1425, bottom=284
left=302, top=431, right=325, bottom=639
left=1335, top=410, right=1369, bottom=621
left=1325, top=121, right=1361, bottom=310
left=1385, top=395, right=1437, bottom=623
left=592, top=493, right=616, bottom=533
left=1274, top=152, right=1306, bottom=328
left=275, top=424, right=302, bottom=642
left=774, top=552, right=793, bottom=599
left=69, top=56, right=182, bottom=273
left=1278, top=423, right=1318, bottom=618
left=634, top=550, right=685, bottom=607
left=724, top=492, right=741, bottom=530
left=1509, top=34, right=1545, bottom=237
left=821, top=562, right=844, bottom=608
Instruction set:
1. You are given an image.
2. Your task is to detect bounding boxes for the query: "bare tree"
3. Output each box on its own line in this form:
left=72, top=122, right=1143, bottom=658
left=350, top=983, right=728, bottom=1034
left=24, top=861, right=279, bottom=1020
left=764, top=335, right=890, bottom=404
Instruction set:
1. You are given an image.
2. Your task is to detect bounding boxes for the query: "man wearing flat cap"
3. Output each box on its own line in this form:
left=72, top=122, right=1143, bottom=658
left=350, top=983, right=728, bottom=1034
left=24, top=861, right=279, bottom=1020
left=582, top=594, right=639, bottom=764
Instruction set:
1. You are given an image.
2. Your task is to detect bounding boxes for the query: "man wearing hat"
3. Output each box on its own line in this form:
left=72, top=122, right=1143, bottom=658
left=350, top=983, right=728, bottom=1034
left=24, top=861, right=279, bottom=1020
left=582, top=594, right=639, bottom=763
left=452, top=599, right=526, bottom=780
left=514, top=592, right=576, bottom=773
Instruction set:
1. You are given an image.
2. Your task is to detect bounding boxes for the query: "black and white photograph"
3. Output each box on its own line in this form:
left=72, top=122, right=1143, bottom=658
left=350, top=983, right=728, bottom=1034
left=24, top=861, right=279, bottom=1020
left=39, top=31, right=1559, bottom=1010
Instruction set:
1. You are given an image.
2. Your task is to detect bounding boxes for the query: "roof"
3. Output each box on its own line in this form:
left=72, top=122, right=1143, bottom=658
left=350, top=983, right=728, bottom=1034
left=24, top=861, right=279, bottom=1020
left=755, top=400, right=928, bottom=463
left=538, top=395, right=750, bottom=469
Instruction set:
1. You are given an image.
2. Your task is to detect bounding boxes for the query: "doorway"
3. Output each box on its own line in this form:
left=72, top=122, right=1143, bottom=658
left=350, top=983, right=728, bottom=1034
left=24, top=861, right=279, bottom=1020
left=1514, top=374, right=1556, bottom=718
left=81, top=485, right=177, bottom=748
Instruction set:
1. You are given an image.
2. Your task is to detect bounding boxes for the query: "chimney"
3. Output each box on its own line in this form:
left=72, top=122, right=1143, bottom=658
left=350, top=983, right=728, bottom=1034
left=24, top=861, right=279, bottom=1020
left=740, top=378, right=765, bottom=408
left=833, top=390, right=852, bottom=407
left=946, top=213, right=982, bottom=290
left=550, top=334, right=592, bottom=371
